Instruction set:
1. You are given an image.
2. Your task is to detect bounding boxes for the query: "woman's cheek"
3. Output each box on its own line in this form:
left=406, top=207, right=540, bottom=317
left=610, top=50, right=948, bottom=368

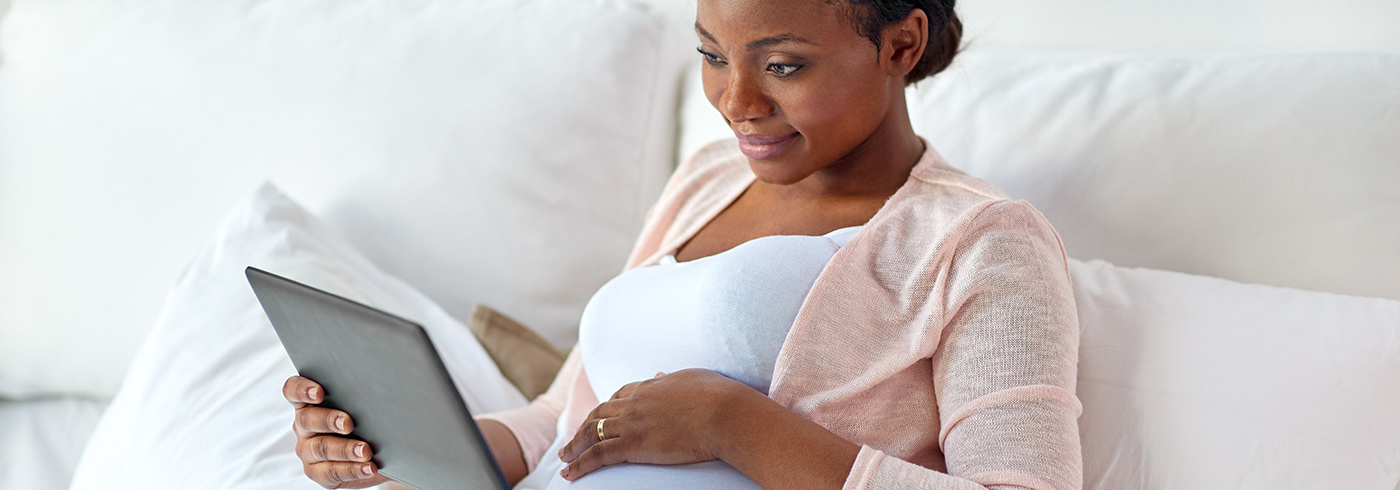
left=800, top=95, right=875, bottom=158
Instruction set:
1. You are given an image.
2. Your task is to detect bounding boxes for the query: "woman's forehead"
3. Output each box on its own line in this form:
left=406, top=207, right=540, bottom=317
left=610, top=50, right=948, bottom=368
left=696, top=0, right=857, bottom=46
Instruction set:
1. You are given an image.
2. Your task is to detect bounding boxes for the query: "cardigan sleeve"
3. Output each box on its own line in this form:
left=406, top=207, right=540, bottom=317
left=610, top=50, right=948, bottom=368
left=475, top=346, right=582, bottom=473
left=846, top=199, right=1083, bottom=490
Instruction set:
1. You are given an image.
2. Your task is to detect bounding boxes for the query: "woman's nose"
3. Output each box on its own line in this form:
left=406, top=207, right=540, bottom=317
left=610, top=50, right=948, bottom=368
left=719, top=71, right=775, bottom=124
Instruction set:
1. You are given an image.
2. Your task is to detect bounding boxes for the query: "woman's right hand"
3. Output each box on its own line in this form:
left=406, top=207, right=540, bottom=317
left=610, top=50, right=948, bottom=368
left=283, top=376, right=391, bottom=489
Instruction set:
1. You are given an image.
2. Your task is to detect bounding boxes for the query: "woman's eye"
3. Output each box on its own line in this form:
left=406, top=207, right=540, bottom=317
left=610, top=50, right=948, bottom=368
left=767, top=63, right=800, bottom=77
left=696, top=47, right=725, bottom=65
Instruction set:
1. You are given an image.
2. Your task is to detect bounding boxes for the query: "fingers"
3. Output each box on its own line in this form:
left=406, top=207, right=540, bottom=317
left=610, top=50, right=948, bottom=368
left=295, top=406, right=355, bottom=438
left=560, top=439, right=627, bottom=481
left=305, top=461, right=379, bottom=488
left=284, top=376, right=324, bottom=407
left=285, top=377, right=378, bottom=488
left=556, top=419, right=593, bottom=463
left=558, top=415, right=608, bottom=464
left=561, top=390, right=636, bottom=463
left=296, top=435, right=373, bottom=464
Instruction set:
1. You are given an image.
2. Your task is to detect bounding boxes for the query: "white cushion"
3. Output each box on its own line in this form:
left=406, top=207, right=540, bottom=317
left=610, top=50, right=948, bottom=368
left=68, top=183, right=526, bottom=490
left=679, top=51, right=1400, bottom=299
left=910, top=52, right=1400, bottom=300
left=1069, top=258, right=1400, bottom=489
left=0, top=0, right=684, bottom=398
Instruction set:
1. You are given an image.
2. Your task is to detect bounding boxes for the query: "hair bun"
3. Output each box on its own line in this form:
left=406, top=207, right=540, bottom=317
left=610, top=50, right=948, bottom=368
left=842, top=0, right=962, bottom=86
left=913, top=9, right=961, bottom=84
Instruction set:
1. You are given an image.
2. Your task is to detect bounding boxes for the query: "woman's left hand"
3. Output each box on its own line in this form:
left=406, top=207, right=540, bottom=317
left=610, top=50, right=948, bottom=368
left=556, top=368, right=759, bottom=481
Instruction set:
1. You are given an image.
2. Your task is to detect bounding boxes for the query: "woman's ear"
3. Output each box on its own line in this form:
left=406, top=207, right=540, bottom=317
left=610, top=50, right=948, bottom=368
left=880, top=8, right=928, bottom=81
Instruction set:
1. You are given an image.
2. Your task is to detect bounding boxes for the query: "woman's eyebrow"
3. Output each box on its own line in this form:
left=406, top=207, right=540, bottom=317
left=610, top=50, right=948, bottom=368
left=696, top=24, right=718, bottom=42
left=695, top=24, right=818, bottom=51
left=746, top=34, right=816, bottom=51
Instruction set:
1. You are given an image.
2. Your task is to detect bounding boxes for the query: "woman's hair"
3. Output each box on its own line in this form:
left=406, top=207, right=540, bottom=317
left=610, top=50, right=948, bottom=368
left=835, top=0, right=961, bottom=85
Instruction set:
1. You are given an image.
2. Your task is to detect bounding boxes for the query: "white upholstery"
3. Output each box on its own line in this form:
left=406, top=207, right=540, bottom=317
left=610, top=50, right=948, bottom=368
left=911, top=52, right=1400, bottom=300
left=958, top=0, right=1400, bottom=53
left=680, top=51, right=1400, bottom=300
left=0, top=0, right=686, bottom=399
left=1070, top=258, right=1400, bottom=489
left=0, top=398, right=105, bottom=490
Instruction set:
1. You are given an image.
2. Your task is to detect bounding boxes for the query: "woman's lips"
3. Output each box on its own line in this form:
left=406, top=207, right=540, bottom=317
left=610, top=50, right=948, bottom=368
left=735, top=131, right=798, bottom=160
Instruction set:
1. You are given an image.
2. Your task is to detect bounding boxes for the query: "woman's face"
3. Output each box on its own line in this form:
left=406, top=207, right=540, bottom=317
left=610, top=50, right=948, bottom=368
left=696, top=0, right=911, bottom=186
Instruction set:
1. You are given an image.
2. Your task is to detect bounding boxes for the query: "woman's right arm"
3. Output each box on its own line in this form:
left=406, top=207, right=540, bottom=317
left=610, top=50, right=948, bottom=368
left=478, top=418, right=529, bottom=484
left=474, top=347, right=585, bottom=477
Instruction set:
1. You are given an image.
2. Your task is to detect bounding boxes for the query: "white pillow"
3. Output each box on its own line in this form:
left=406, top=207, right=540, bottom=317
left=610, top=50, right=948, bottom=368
left=679, top=52, right=1400, bottom=300
left=68, top=184, right=527, bottom=490
left=1070, top=258, right=1400, bottom=489
left=0, top=0, right=686, bottom=398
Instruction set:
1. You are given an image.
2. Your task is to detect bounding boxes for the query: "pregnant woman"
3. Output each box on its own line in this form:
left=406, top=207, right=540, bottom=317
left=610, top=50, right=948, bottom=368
left=283, top=0, right=1083, bottom=488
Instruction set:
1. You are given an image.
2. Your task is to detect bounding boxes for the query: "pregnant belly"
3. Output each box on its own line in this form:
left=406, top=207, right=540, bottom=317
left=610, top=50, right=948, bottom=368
left=542, top=461, right=763, bottom=490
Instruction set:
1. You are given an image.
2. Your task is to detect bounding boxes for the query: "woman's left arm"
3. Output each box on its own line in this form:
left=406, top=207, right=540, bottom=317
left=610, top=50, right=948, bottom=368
left=555, top=368, right=860, bottom=489
left=707, top=378, right=863, bottom=489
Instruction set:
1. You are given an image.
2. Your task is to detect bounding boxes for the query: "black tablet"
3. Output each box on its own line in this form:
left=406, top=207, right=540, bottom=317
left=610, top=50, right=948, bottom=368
left=246, top=266, right=509, bottom=490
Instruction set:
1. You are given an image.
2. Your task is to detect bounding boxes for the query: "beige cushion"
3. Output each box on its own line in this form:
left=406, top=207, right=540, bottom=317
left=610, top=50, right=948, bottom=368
left=469, top=306, right=567, bottom=401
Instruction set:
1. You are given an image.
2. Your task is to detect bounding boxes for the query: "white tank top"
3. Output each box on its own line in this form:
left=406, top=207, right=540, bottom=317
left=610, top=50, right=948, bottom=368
left=544, top=225, right=861, bottom=490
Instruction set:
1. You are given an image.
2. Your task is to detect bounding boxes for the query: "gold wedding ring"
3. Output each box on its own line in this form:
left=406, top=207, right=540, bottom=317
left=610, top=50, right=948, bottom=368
left=596, top=418, right=607, bottom=441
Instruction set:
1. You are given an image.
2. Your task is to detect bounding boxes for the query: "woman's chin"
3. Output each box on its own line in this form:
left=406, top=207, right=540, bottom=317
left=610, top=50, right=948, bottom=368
left=745, top=149, right=822, bottom=186
left=747, top=163, right=813, bottom=187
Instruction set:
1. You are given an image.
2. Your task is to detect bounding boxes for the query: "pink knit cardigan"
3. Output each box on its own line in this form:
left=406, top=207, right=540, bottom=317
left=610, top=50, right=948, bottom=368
left=482, top=139, right=1083, bottom=489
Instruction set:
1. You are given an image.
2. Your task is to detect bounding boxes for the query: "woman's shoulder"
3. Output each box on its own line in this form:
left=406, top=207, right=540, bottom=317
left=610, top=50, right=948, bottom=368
left=870, top=145, right=1066, bottom=265
left=650, top=138, right=750, bottom=218
left=903, top=144, right=1011, bottom=207
left=622, top=139, right=750, bottom=268
left=878, top=145, right=1025, bottom=228
left=663, top=138, right=751, bottom=219
left=672, top=138, right=749, bottom=187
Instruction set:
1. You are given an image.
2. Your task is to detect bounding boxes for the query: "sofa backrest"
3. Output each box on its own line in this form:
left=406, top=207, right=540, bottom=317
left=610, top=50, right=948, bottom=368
left=0, top=0, right=688, bottom=399
left=958, top=0, right=1400, bottom=54
left=678, top=52, right=1400, bottom=301
left=635, top=0, right=1400, bottom=55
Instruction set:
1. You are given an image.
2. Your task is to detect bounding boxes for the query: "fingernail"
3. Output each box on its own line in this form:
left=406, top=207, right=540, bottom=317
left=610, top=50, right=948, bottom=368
left=361, top=464, right=373, bottom=476
left=355, top=444, right=365, bottom=458
left=560, top=467, right=569, bottom=478
left=335, top=416, right=345, bottom=431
